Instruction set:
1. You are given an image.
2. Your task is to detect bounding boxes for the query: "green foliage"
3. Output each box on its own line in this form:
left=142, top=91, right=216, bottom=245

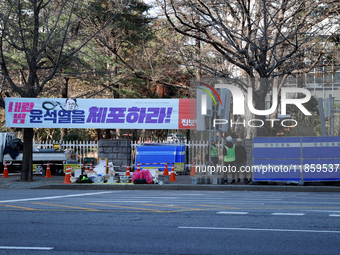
left=280, top=96, right=321, bottom=136
left=34, top=128, right=94, bottom=141
left=285, top=113, right=321, bottom=137
left=286, top=96, right=319, bottom=116
left=62, top=129, right=93, bottom=141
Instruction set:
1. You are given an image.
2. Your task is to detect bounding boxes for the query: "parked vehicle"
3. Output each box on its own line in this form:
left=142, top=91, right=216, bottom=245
left=166, top=133, right=187, bottom=143
left=0, top=132, right=66, bottom=175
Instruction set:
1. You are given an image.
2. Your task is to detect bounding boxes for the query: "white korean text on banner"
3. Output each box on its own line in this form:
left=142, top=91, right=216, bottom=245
left=5, top=98, right=182, bottom=129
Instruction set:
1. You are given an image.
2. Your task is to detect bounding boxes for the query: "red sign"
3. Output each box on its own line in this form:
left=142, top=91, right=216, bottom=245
left=178, top=99, right=197, bottom=129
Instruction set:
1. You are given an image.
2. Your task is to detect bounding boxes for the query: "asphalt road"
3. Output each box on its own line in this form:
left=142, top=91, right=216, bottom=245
left=0, top=190, right=340, bottom=254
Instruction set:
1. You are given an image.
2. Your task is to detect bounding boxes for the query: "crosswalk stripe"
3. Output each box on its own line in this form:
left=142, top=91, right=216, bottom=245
left=0, top=246, right=54, bottom=250
left=272, top=213, right=305, bottom=216
left=217, top=212, right=248, bottom=215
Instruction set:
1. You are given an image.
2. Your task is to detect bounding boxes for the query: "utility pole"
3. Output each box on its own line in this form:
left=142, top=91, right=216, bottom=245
left=318, top=94, right=339, bottom=136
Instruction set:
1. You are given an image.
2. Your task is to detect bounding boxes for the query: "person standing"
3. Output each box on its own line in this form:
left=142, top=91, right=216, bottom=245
left=210, top=138, right=219, bottom=167
left=205, top=138, right=220, bottom=179
left=235, top=138, right=247, bottom=183
left=223, top=136, right=235, bottom=184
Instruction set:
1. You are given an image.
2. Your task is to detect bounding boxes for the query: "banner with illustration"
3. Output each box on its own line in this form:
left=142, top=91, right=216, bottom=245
left=5, top=98, right=197, bottom=129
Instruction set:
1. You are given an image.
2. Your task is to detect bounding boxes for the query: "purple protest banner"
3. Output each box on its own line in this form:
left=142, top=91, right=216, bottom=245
left=5, top=98, right=179, bottom=129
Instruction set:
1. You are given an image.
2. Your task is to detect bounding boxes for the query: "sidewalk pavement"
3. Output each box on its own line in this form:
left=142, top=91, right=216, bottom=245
left=1, top=173, right=340, bottom=192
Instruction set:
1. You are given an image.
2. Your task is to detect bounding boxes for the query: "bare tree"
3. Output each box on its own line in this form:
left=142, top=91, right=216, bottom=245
left=0, top=0, right=127, bottom=181
left=159, top=0, right=340, bottom=137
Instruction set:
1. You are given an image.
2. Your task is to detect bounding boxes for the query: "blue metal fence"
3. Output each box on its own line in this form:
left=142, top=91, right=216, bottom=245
left=253, top=137, right=340, bottom=182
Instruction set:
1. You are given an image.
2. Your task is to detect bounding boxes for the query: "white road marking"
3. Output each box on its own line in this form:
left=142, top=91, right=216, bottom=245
left=178, top=227, right=340, bottom=233
left=123, top=197, right=178, bottom=199
left=224, top=199, right=283, bottom=201
left=89, top=201, right=152, bottom=203
left=0, top=191, right=118, bottom=203
left=93, top=201, right=265, bottom=205
left=0, top=246, right=54, bottom=250
left=272, top=213, right=305, bottom=216
left=329, top=214, right=340, bottom=217
left=116, top=197, right=272, bottom=201
left=221, top=203, right=265, bottom=205
left=309, top=210, right=340, bottom=213
left=260, top=201, right=340, bottom=204
left=217, top=212, right=248, bottom=215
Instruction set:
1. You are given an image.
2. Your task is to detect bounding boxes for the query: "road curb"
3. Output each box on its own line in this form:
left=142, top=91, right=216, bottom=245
left=31, top=184, right=340, bottom=192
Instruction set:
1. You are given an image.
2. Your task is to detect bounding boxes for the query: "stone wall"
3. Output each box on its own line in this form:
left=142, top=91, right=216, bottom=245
left=97, top=139, right=131, bottom=171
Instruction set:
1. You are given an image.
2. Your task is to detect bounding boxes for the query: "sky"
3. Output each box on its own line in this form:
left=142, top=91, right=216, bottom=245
left=142, top=0, right=162, bottom=18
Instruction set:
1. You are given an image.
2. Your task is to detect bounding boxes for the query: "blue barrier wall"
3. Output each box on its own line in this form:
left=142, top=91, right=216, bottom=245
left=253, top=137, right=301, bottom=181
left=135, top=145, right=185, bottom=171
left=302, top=137, right=340, bottom=181
left=253, top=137, right=340, bottom=182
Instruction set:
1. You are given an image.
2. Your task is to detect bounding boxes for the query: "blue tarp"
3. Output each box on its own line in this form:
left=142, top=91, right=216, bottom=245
left=135, top=145, right=185, bottom=171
